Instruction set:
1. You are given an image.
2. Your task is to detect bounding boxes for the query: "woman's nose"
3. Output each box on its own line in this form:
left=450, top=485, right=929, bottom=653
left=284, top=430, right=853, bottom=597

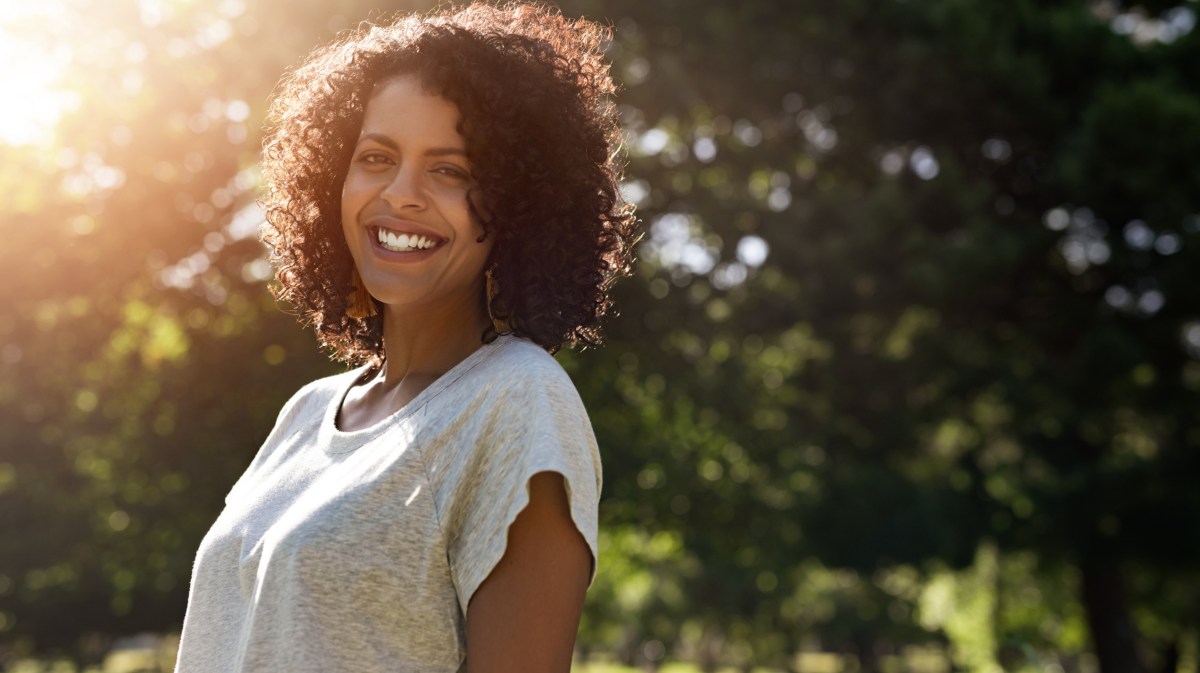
left=381, top=165, right=426, bottom=211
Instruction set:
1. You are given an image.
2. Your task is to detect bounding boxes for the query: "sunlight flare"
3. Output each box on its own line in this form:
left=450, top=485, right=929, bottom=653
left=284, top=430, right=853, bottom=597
left=0, top=2, right=78, bottom=146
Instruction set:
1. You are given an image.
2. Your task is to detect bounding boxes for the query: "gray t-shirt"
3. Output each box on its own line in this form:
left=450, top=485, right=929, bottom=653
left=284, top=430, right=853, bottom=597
left=174, top=335, right=601, bottom=673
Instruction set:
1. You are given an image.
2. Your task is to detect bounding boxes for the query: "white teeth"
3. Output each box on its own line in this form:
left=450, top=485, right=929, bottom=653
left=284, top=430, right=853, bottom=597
left=376, top=228, right=438, bottom=252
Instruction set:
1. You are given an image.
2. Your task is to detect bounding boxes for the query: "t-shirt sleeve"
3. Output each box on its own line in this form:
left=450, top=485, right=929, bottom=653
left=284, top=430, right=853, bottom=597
left=441, top=366, right=602, bottom=617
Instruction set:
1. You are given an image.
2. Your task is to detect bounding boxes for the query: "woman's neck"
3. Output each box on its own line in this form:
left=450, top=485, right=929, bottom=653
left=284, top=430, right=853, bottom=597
left=376, top=290, right=493, bottom=389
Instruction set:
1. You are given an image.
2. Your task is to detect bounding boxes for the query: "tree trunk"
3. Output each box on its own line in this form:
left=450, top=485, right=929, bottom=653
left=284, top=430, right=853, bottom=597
left=1080, top=558, right=1145, bottom=673
left=698, top=625, right=723, bottom=673
left=1157, top=639, right=1179, bottom=673
left=853, top=632, right=879, bottom=673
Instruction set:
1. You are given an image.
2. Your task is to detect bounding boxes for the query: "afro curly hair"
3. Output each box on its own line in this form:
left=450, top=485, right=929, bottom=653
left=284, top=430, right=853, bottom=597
left=260, top=2, right=639, bottom=365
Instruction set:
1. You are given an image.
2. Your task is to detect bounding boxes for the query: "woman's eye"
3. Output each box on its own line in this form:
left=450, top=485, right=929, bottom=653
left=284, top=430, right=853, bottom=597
left=358, top=152, right=391, bottom=165
left=434, top=166, right=471, bottom=180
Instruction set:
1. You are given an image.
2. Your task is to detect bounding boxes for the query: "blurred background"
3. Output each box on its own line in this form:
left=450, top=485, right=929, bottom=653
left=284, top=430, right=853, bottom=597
left=1, top=0, right=1199, bottom=671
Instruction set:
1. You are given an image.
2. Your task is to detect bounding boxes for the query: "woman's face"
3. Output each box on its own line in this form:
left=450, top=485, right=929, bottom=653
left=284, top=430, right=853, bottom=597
left=341, top=75, right=492, bottom=317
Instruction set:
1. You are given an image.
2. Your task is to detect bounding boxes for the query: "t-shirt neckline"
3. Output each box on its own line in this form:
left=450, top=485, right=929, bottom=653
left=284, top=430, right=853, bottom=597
left=320, top=335, right=514, bottom=453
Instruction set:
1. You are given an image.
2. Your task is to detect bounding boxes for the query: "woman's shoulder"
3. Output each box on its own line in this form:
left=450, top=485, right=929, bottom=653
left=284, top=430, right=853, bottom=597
left=293, top=366, right=364, bottom=401
left=273, top=367, right=365, bottom=424
left=475, top=336, right=578, bottom=395
left=435, top=336, right=599, bottom=469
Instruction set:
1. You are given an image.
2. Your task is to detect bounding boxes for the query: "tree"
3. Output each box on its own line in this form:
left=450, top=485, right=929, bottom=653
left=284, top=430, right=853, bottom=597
left=567, top=1, right=1200, bottom=671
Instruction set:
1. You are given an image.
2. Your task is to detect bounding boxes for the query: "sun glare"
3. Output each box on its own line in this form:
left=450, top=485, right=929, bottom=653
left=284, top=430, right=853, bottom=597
left=0, top=3, right=78, bottom=147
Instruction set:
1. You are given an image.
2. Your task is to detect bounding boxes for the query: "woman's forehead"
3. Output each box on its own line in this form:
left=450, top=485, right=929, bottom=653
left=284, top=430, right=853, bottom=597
left=359, top=76, right=463, bottom=143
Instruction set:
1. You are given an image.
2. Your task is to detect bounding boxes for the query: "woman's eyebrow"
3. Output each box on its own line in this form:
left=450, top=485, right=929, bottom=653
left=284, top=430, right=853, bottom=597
left=357, top=133, right=466, bottom=158
left=358, top=133, right=399, bottom=150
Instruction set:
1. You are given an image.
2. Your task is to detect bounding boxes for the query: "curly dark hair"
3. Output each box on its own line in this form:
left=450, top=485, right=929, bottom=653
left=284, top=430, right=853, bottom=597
left=259, top=2, right=638, bottom=364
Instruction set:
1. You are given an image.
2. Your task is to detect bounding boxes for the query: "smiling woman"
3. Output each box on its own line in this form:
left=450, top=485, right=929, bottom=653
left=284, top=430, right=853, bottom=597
left=173, top=4, right=639, bottom=673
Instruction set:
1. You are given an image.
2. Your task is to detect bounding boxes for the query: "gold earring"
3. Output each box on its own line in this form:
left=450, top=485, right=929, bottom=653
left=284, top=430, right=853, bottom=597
left=347, top=268, right=378, bottom=319
left=486, top=266, right=511, bottom=333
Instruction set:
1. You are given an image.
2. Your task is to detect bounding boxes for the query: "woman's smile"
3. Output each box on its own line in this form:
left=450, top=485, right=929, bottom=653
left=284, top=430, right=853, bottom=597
left=366, top=216, right=449, bottom=258
left=375, top=230, right=439, bottom=252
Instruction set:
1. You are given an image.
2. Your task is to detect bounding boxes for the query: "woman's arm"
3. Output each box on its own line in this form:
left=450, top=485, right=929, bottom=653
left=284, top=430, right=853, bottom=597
left=466, top=471, right=592, bottom=673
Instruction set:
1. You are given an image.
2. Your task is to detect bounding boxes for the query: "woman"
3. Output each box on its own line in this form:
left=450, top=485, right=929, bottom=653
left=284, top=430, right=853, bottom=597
left=173, top=4, right=638, bottom=672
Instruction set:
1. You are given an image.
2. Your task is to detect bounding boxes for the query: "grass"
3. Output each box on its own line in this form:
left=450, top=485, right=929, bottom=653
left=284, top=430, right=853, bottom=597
left=3, top=642, right=954, bottom=673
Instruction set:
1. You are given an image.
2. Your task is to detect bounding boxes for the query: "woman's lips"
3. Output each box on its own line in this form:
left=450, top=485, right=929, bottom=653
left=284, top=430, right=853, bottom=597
left=364, top=216, right=446, bottom=242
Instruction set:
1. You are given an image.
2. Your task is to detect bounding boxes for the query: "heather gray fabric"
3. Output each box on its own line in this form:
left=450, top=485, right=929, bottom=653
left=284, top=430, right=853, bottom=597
left=173, top=336, right=601, bottom=673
